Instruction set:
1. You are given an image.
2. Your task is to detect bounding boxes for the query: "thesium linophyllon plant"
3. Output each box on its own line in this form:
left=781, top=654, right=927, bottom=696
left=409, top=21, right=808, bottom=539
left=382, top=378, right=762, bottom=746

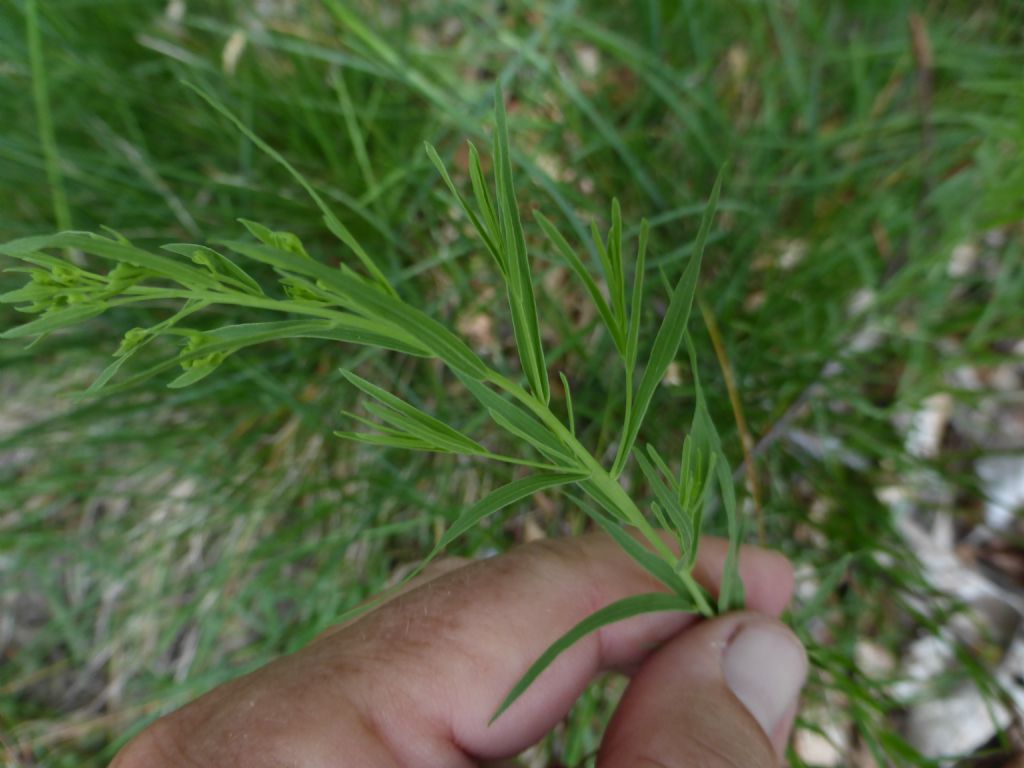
left=1, top=86, right=743, bottom=719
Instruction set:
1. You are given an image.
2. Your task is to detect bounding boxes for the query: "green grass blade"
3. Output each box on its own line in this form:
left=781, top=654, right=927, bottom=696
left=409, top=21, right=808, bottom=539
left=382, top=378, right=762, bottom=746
left=333, top=471, right=586, bottom=629
left=491, top=593, right=693, bottom=722
left=334, top=427, right=434, bottom=452
left=612, top=167, right=725, bottom=478
left=167, top=361, right=224, bottom=388
left=195, top=317, right=429, bottom=359
left=26, top=0, right=71, bottom=232
left=590, top=219, right=617, bottom=314
left=793, top=554, right=854, bottom=625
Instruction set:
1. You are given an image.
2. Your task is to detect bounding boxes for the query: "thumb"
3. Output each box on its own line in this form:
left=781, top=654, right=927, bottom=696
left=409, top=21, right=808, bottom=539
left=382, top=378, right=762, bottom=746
left=598, top=613, right=807, bottom=767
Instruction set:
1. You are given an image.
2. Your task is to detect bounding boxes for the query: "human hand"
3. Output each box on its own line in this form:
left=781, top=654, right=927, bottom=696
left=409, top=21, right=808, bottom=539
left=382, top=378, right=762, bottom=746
left=111, top=533, right=806, bottom=767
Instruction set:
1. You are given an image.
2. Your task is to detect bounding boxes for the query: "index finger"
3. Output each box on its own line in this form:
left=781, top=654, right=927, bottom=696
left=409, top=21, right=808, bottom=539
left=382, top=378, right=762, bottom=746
left=321, top=533, right=794, bottom=762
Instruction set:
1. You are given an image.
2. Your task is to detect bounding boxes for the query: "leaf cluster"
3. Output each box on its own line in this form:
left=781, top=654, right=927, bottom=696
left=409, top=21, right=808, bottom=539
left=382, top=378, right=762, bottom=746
left=0, top=85, right=743, bottom=719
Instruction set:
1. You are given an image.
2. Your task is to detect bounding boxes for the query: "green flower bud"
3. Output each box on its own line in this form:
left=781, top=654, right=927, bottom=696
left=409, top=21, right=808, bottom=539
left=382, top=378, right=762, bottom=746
left=116, top=327, right=150, bottom=357
left=189, top=249, right=214, bottom=270
left=270, top=231, right=310, bottom=258
left=107, top=262, right=149, bottom=291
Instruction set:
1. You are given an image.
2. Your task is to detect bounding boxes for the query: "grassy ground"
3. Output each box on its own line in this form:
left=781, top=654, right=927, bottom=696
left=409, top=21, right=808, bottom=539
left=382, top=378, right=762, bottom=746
left=2, top=1, right=1023, bottom=765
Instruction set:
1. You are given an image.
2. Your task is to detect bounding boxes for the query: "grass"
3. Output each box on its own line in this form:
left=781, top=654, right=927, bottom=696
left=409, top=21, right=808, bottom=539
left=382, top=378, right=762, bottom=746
left=1, top=2, right=1023, bottom=766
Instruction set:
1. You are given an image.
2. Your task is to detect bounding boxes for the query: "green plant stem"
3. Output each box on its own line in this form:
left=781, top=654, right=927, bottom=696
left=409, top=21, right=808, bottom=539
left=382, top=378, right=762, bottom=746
left=489, top=371, right=714, bottom=616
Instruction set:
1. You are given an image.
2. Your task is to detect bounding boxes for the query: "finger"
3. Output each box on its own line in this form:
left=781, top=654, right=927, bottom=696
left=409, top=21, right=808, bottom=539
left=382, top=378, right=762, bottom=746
left=315, top=556, right=470, bottom=640
left=112, top=534, right=794, bottom=767
left=327, top=533, right=794, bottom=762
left=599, top=613, right=808, bottom=767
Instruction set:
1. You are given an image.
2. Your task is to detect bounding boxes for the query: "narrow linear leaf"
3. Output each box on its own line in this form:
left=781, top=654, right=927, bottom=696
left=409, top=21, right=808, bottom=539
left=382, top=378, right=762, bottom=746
left=424, top=142, right=503, bottom=271
left=492, top=593, right=694, bottom=722
left=86, top=352, right=134, bottom=394
left=625, top=219, right=649, bottom=370
left=607, top=198, right=626, bottom=324
left=468, top=142, right=502, bottom=259
left=459, top=375, right=574, bottom=464
left=613, top=167, right=725, bottom=477
left=1, top=232, right=221, bottom=291
left=340, top=369, right=485, bottom=455
left=493, top=86, right=549, bottom=404
left=327, top=470, right=586, bottom=631
left=535, top=212, right=624, bottom=354
left=686, top=334, right=744, bottom=612
left=182, top=80, right=396, bottom=295
left=2, top=304, right=104, bottom=339
left=435, top=471, right=587, bottom=555
left=200, top=318, right=429, bottom=361
left=167, top=362, right=224, bottom=389
left=590, top=220, right=616, bottom=307
left=635, top=447, right=692, bottom=550
left=220, top=240, right=491, bottom=380
left=83, top=318, right=429, bottom=395
left=572, top=494, right=694, bottom=600
left=559, top=372, right=575, bottom=436
left=649, top=500, right=672, bottom=532
left=162, top=243, right=264, bottom=296
left=334, top=425, right=435, bottom=452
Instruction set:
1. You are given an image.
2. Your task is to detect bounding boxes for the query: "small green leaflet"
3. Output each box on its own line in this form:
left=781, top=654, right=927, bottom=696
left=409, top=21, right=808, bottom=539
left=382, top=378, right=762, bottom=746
left=491, top=592, right=694, bottom=722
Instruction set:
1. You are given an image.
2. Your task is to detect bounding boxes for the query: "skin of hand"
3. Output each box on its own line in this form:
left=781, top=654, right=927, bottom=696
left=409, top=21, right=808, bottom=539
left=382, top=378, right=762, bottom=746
left=111, top=533, right=806, bottom=767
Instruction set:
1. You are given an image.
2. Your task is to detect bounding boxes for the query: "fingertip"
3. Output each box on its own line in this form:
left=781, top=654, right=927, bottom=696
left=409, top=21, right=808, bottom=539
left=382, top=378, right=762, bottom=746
left=740, top=546, right=795, bottom=617
left=599, top=612, right=807, bottom=767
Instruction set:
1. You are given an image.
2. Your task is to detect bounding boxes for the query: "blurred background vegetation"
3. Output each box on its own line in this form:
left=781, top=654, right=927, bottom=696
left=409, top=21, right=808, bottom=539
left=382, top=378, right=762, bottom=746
left=1, top=1, right=1022, bottom=765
